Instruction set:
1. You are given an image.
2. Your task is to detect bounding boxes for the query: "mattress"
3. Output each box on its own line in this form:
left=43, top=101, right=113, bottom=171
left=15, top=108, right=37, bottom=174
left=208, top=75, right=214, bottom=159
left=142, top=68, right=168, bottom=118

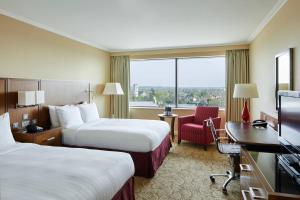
left=0, top=143, right=134, bottom=200
left=63, top=118, right=170, bottom=152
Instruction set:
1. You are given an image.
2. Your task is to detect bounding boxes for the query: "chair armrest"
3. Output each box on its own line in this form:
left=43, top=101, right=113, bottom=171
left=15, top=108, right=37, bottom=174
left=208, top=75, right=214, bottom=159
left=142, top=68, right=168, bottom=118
left=218, top=136, right=230, bottom=141
left=178, top=115, right=195, bottom=126
left=178, top=115, right=195, bottom=140
left=204, top=117, right=221, bottom=129
left=203, top=117, right=222, bottom=142
left=215, top=129, right=231, bottom=143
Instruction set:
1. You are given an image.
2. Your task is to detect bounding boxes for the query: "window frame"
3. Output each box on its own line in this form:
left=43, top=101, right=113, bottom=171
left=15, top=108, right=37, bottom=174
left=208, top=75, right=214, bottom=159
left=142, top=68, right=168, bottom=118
left=130, top=55, right=225, bottom=108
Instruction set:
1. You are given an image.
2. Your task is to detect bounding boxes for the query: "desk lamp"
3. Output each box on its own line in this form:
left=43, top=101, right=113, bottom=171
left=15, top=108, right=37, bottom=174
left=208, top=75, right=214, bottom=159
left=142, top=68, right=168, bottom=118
left=233, top=84, right=259, bottom=122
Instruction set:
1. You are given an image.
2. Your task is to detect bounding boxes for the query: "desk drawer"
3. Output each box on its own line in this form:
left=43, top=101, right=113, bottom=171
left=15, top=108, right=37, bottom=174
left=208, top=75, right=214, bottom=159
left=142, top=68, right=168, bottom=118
left=240, top=149, right=268, bottom=200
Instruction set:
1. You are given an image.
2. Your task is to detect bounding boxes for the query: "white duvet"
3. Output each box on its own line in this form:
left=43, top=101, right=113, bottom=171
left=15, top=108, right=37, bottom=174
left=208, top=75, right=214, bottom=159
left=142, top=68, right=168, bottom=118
left=0, top=143, right=134, bottom=200
left=63, top=118, right=170, bottom=152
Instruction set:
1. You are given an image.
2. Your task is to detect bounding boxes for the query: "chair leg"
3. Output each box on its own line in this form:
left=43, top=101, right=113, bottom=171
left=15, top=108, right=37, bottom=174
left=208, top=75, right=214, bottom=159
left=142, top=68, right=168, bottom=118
left=204, top=145, right=207, bottom=151
left=210, top=170, right=239, bottom=194
left=178, top=139, right=181, bottom=144
left=222, top=175, right=236, bottom=193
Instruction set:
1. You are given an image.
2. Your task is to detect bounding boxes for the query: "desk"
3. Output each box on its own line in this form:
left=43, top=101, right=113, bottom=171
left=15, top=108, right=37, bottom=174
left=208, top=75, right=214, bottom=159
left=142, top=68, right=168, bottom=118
left=225, top=122, right=281, bottom=152
left=158, top=114, right=178, bottom=142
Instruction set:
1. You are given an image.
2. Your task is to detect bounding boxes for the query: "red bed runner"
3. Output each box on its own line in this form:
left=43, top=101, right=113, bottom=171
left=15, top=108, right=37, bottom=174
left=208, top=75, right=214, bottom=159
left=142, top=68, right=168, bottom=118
left=129, top=134, right=171, bottom=178
left=112, top=177, right=135, bottom=200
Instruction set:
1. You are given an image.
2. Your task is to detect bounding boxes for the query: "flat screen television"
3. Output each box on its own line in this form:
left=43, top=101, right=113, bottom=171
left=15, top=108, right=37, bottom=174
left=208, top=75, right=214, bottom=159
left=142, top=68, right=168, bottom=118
left=279, top=91, right=300, bottom=155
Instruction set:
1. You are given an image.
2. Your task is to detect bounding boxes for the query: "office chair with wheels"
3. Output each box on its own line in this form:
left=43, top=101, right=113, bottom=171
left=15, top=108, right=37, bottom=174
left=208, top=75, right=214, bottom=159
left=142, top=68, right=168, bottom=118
left=206, top=118, right=241, bottom=194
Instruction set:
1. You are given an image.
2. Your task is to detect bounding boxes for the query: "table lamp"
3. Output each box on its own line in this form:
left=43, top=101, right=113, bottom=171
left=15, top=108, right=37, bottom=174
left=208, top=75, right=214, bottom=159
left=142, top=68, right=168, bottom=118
left=233, top=83, right=259, bottom=122
left=103, top=83, right=124, bottom=118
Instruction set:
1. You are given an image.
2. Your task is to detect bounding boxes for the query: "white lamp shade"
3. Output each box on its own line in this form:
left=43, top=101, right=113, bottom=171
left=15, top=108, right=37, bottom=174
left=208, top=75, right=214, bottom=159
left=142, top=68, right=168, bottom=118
left=18, top=91, right=36, bottom=106
left=103, top=83, right=124, bottom=95
left=233, top=84, right=259, bottom=99
left=35, top=90, right=45, bottom=104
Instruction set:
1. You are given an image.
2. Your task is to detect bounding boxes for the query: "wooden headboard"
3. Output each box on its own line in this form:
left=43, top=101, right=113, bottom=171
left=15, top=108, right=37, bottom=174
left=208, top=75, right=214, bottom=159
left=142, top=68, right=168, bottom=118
left=7, top=78, right=39, bottom=127
left=0, top=79, right=7, bottom=115
left=0, top=77, right=90, bottom=129
left=39, top=80, right=90, bottom=128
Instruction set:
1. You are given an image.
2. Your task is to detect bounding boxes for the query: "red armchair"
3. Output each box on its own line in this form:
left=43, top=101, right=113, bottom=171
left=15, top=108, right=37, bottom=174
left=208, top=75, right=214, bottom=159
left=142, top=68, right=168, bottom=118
left=178, top=106, right=221, bottom=150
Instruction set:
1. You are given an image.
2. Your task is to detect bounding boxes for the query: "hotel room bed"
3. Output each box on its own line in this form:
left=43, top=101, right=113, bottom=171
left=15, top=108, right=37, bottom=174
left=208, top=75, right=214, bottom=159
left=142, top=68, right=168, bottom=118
left=62, top=118, right=171, bottom=178
left=0, top=143, right=135, bottom=200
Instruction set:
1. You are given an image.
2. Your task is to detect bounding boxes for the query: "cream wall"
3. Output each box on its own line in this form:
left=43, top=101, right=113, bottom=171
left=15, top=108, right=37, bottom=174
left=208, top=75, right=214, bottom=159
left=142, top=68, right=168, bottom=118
left=250, top=0, right=300, bottom=119
left=0, top=14, right=111, bottom=117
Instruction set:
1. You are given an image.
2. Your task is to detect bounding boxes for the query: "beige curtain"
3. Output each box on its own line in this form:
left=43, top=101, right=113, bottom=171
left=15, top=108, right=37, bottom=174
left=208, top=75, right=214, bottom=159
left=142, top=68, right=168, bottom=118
left=225, top=49, right=249, bottom=122
left=110, top=56, right=130, bottom=118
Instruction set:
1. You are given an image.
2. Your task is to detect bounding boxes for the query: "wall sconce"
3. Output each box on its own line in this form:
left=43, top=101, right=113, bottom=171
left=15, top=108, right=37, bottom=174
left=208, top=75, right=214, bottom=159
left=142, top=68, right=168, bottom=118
left=17, top=90, right=45, bottom=107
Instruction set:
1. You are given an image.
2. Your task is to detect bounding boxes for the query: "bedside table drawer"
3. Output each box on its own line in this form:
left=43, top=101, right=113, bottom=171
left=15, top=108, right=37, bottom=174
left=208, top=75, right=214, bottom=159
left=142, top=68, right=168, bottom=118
left=35, top=129, right=62, bottom=146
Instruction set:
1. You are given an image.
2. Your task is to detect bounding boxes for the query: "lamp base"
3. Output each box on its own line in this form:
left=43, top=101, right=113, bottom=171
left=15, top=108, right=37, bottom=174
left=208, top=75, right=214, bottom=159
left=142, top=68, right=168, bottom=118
left=242, top=101, right=250, bottom=123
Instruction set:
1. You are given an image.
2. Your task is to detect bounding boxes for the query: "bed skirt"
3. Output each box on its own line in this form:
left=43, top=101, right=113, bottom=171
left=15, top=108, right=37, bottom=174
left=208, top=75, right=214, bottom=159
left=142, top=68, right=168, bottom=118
left=129, top=134, right=171, bottom=177
left=64, top=134, right=171, bottom=178
left=112, top=177, right=135, bottom=200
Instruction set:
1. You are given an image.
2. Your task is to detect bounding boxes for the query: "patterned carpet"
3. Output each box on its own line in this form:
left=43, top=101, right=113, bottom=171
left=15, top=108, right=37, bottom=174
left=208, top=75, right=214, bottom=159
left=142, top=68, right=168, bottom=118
left=135, top=142, right=240, bottom=200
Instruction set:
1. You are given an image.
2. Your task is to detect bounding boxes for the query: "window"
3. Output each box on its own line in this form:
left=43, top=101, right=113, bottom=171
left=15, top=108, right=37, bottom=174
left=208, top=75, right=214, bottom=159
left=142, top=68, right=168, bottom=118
left=130, top=57, right=225, bottom=108
left=177, top=57, right=225, bottom=107
left=130, top=59, right=175, bottom=107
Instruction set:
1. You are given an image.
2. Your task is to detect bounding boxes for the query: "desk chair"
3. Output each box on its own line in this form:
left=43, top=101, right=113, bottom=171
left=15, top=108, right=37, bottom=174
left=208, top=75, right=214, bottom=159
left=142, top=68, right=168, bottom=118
left=206, top=118, right=241, bottom=194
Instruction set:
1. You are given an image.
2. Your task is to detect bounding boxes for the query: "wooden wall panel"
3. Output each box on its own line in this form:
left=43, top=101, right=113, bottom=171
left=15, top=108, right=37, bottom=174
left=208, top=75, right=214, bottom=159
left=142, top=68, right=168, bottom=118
left=40, top=80, right=90, bottom=106
left=39, top=80, right=90, bottom=128
left=0, top=78, right=90, bottom=129
left=0, top=79, right=7, bottom=115
left=7, top=78, right=39, bottom=126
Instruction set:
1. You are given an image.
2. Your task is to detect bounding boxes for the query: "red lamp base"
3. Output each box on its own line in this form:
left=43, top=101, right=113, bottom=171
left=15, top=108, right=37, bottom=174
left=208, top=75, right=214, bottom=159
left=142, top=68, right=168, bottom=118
left=242, top=101, right=250, bottom=122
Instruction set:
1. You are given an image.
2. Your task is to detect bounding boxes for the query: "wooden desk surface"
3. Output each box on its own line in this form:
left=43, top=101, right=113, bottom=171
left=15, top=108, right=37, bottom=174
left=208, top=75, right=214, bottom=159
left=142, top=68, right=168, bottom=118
left=225, top=122, right=280, bottom=147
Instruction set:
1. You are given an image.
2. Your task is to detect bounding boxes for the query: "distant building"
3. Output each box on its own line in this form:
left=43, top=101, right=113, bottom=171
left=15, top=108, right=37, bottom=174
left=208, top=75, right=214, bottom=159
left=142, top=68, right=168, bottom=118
left=132, top=84, right=139, bottom=97
left=141, top=91, right=147, bottom=97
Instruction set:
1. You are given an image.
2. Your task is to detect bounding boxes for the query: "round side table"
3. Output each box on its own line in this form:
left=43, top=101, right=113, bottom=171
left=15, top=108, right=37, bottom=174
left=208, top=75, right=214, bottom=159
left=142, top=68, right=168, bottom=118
left=158, top=114, right=178, bottom=142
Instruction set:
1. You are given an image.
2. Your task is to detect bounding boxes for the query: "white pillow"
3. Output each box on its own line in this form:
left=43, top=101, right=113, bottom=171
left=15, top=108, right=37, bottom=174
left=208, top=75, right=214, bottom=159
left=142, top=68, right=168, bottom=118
left=49, top=105, right=72, bottom=127
left=0, top=113, right=15, bottom=147
left=78, top=103, right=100, bottom=122
left=48, top=105, right=60, bottom=128
left=56, top=106, right=84, bottom=128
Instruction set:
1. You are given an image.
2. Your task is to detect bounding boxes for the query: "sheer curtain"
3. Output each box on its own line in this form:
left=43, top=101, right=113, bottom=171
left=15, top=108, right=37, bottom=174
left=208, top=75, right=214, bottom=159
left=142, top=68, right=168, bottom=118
left=110, top=56, right=130, bottom=118
left=225, top=49, right=249, bottom=122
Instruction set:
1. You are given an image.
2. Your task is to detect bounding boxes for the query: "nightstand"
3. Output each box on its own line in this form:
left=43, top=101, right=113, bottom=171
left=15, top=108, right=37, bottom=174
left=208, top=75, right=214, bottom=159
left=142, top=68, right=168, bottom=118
left=12, top=128, right=62, bottom=146
left=158, top=114, right=178, bottom=142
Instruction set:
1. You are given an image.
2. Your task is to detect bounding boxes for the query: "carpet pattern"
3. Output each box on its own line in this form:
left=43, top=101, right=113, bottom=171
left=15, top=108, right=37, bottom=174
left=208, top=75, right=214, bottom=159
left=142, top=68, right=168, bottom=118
left=135, top=142, right=240, bottom=200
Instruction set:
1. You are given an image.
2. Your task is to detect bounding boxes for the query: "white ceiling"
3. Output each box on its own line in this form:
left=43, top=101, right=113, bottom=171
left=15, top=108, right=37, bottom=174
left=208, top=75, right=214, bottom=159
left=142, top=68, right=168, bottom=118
left=0, top=0, right=286, bottom=52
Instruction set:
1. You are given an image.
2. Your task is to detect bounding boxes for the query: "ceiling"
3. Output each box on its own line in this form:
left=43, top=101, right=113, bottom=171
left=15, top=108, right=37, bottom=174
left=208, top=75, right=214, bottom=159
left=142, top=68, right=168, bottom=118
left=0, top=0, right=286, bottom=52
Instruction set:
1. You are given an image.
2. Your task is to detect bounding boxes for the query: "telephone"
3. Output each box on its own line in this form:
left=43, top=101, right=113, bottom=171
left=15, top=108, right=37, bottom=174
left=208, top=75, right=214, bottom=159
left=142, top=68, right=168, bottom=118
left=252, top=119, right=268, bottom=128
left=26, top=124, right=44, bottom=133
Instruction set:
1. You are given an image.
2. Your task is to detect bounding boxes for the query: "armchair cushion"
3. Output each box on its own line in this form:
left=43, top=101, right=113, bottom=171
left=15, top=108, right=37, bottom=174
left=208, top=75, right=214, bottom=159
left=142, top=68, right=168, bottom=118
left=181, top=123, right=203, bottom=134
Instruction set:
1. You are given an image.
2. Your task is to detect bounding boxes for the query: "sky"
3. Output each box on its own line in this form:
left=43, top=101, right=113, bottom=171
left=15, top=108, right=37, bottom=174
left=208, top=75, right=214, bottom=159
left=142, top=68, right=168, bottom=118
left=130, top=57, right=225, bottom=87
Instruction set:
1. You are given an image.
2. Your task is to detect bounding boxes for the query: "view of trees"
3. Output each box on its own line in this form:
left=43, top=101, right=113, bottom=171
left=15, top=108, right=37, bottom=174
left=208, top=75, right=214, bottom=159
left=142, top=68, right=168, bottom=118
left=130, top=57, right=226, bottom=108
left=130, top=86, right=225, bottom=107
